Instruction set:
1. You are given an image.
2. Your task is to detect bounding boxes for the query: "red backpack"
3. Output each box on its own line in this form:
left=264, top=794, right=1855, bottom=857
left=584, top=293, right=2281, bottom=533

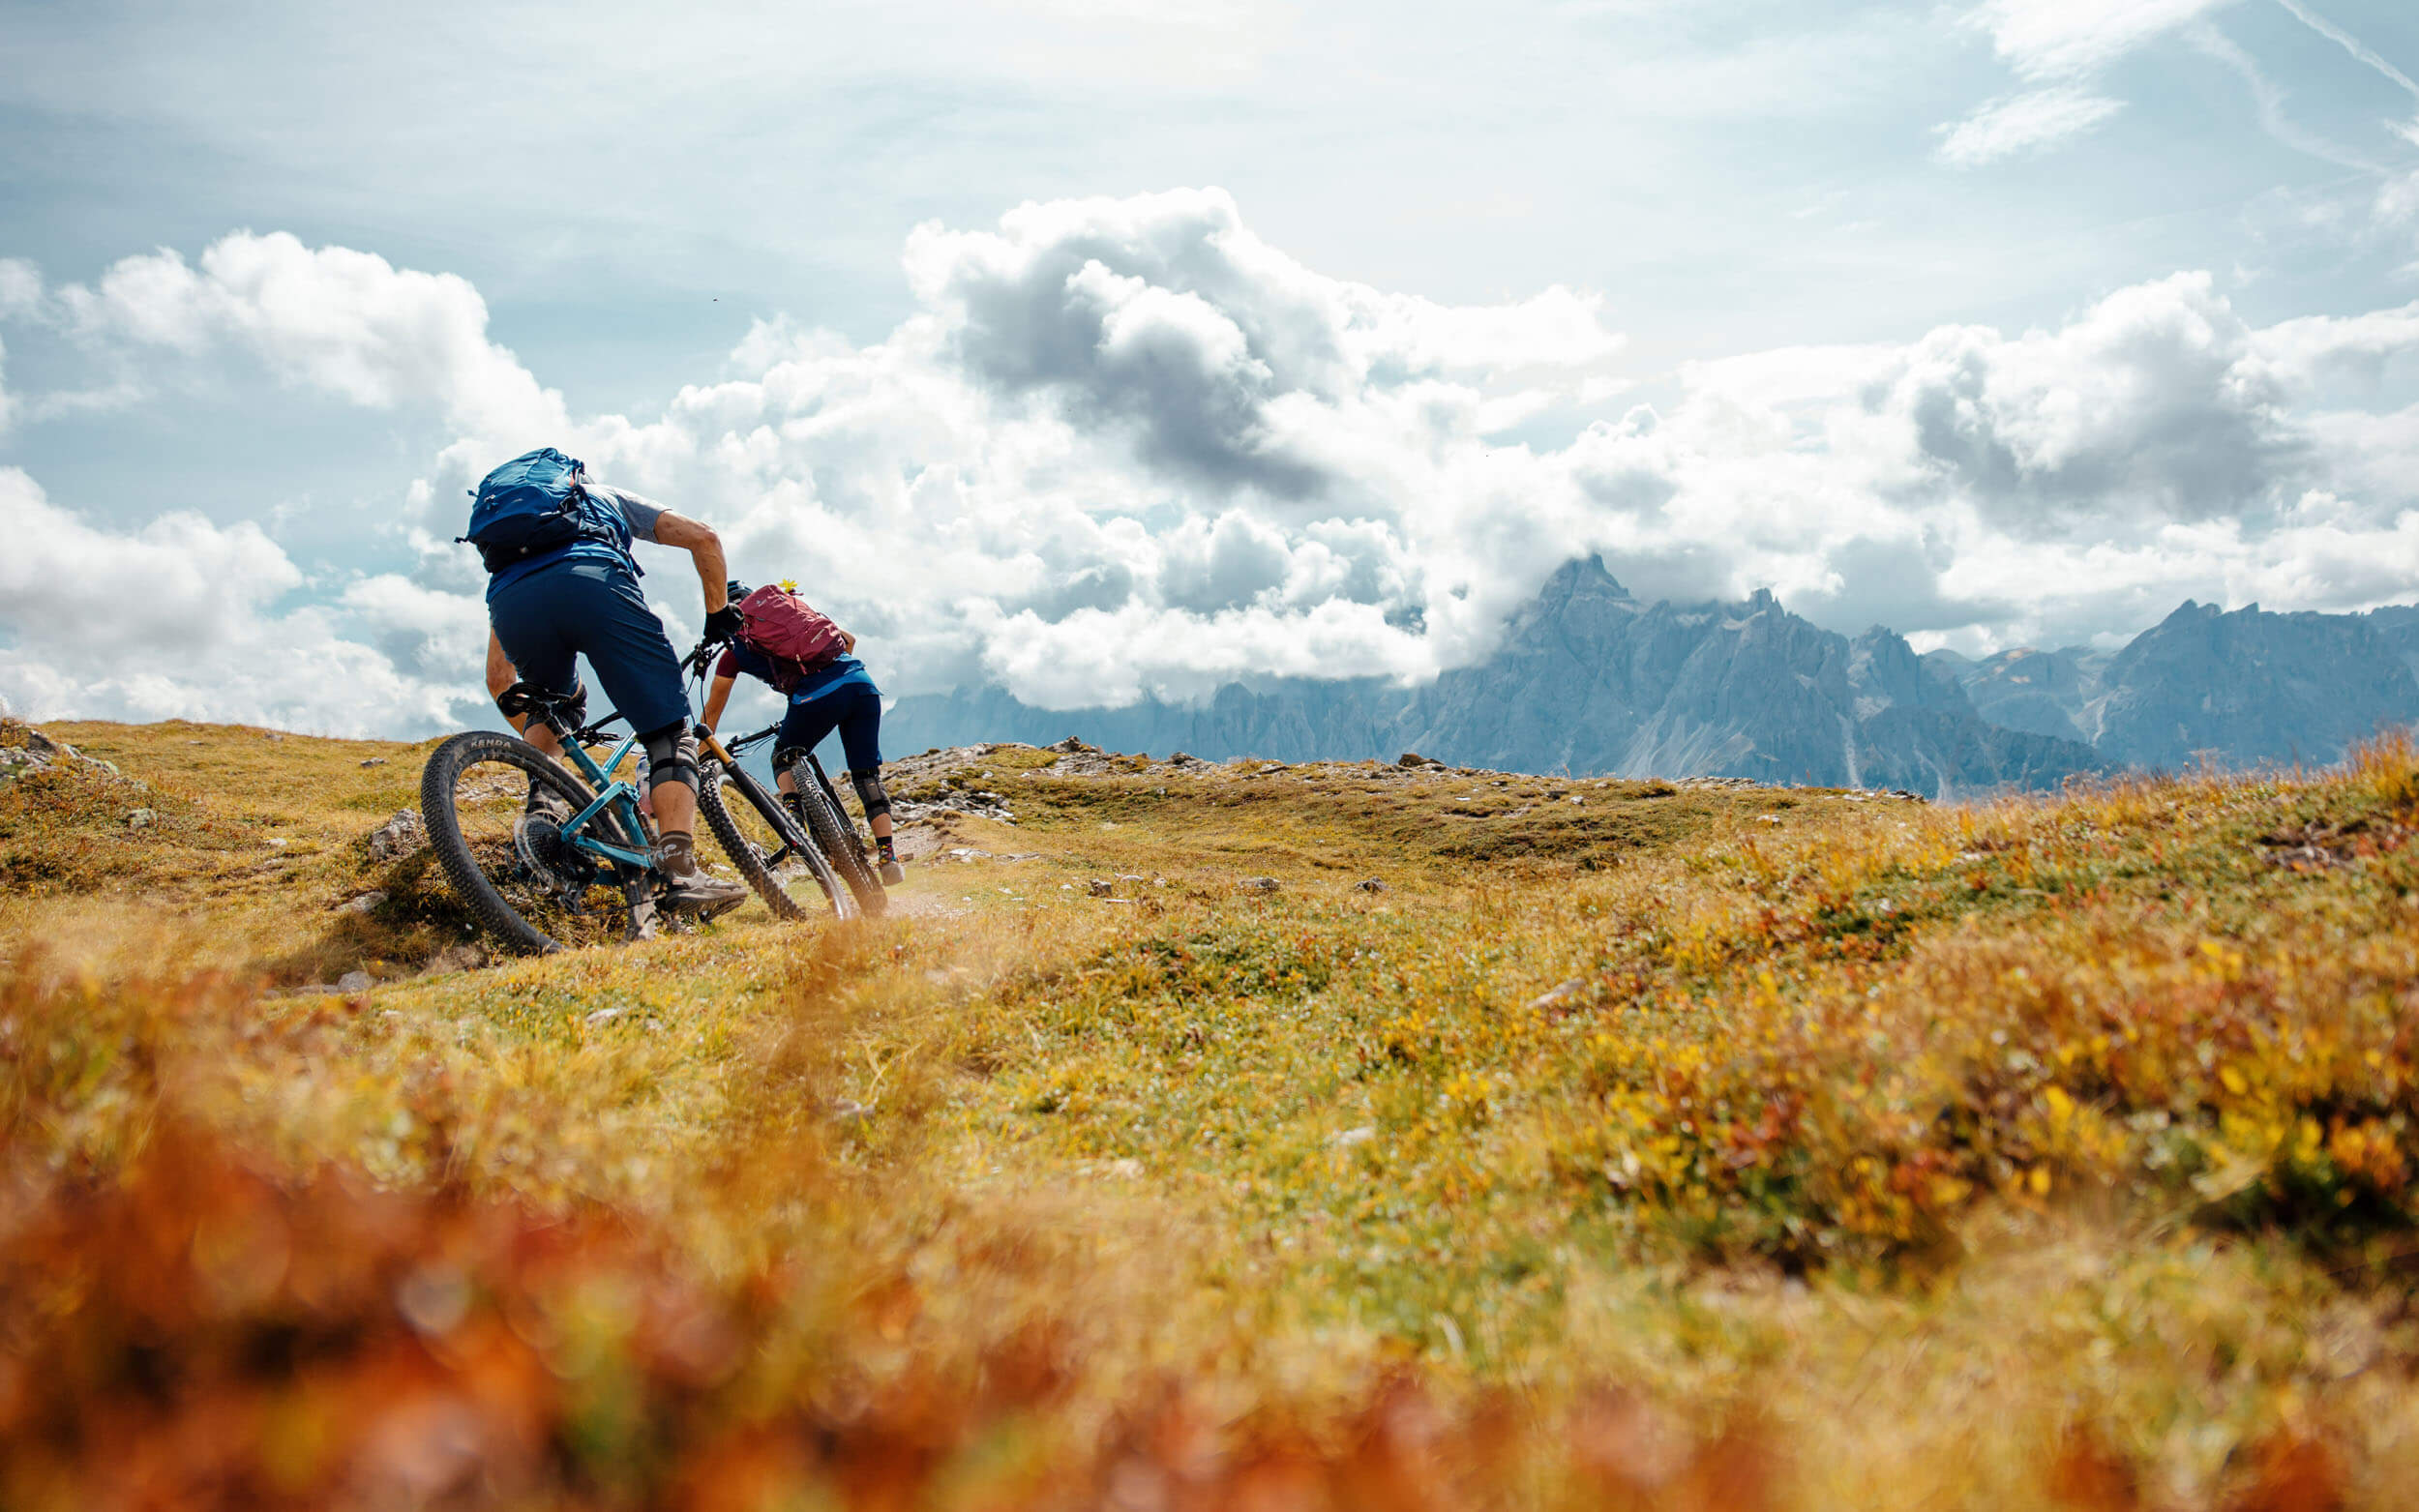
left=736, top=585, right=845, bottom=691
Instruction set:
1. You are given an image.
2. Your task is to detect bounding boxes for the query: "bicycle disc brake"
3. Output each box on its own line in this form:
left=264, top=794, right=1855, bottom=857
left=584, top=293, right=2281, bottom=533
left=514, top=814, right=601, bottom=910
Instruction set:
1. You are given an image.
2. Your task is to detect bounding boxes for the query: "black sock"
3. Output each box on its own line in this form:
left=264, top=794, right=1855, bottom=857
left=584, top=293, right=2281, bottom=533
left=876, top=834, right=897, bottom=862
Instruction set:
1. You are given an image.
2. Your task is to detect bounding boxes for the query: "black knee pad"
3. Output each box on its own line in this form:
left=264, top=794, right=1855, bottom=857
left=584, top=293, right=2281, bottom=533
left=641, top=724, right=698, bottom=793
left=851, top=768, right=891, bottom=820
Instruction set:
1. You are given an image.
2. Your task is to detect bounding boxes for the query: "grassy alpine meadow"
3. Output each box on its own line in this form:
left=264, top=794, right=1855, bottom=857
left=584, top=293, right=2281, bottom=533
left=5, top=713, right=2419, bottom=1508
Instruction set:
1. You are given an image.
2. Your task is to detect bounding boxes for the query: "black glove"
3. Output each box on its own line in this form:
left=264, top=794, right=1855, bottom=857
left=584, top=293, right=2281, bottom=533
left=702, top=606, right=744, bottom=643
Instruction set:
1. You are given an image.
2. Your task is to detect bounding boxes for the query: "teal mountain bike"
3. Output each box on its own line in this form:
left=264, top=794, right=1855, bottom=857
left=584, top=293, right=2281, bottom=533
left=419, top=654, right=855, bottom=954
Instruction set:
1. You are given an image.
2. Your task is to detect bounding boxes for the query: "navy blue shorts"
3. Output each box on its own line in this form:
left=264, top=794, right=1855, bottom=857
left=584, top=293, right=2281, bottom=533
left=775, top=682, right=883, bottom=774
left=489, top=559, right=689, bottom=737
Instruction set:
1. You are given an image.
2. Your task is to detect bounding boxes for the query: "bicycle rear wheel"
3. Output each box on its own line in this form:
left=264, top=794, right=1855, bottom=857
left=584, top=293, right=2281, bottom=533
left=697, top=762, right=851, bottom=919
left=788, top=757, right=887, bottom=917
left=418, top=730, right=643, bottom=955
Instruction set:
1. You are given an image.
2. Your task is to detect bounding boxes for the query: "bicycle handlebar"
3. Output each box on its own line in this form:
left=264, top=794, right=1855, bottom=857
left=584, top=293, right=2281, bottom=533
left=681, top=637, right=725, bottom=678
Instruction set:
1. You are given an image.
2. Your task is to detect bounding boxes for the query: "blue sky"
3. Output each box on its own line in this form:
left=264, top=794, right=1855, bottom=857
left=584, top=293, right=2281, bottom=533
left=5, top=0, right=2419, bottom=733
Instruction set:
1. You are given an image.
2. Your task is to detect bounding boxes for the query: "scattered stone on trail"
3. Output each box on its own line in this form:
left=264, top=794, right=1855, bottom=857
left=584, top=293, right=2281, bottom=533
left=263, top=731, right=285, bottom=743
left=366, top=810, right=426, bottom=862
left=125, top=808, right=158, bottom=828
left=340, top=891, right=388, bottom=915
left=1087, top=877, right=1115, bottom=897
left=1329, top=1125, right=1376, bottom=1148
left=895, top=786, right=1018, bottom=824
left=585, top=1005, right=626, bottom=1025
left=335, top=970, right=373, bottom=994
left=1526, top=978, right=1586, bottom=1013
left=359, top=756, right=387, bottom=768
left=1106, top=1157, right=1144, bottom=1178
left=1239, top=876, right=1281, bottom=893
left=1354, top=878, right=1388, bottom=893
left=1396, top=752, right=1441, bottom=769
left=422, top=942, right=487, bottom=976
left=1757, top=814, right=1783, bottom=824
left=1168, top=751, right=1203, bottom=767
left=1048, top=735, right=1095, bottom=755
left=2256, top=819, right=2391, bottom=872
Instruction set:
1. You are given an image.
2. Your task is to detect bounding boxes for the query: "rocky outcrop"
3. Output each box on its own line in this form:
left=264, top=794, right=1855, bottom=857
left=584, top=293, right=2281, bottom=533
left=0, top=720, right=143, bottom=790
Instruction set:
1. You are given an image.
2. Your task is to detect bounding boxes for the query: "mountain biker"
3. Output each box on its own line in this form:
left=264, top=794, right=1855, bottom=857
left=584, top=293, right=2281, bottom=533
left=468, top=450, right=747, bottom=913
left=697, top=580, right=905, bottom=885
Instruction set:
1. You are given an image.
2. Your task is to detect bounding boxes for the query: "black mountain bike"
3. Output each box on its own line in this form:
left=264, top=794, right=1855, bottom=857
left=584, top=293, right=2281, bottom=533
left=694, top=720, right=871, bottom=921
left=679, top=642, right=888, bottom=919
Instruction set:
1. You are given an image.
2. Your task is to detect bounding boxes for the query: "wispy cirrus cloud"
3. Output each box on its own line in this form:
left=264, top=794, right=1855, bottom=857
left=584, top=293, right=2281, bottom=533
left=1972, top=0, right=2235, bottom=80
left=1933, top=84, right=2126, bottom=166
left=1935, top=0, right=2232, bottom=167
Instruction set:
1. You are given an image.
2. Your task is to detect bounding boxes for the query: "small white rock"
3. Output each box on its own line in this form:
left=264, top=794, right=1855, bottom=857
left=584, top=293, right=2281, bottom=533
left=336, top=970, right=373, bottom=993
left=1526, top=977, right=1586, bottom=1012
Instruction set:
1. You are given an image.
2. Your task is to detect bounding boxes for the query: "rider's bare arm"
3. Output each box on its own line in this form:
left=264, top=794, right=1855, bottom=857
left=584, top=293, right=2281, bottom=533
left=701, top=673, right=736, bottom=733
left=651, top=511, right=728, bottom=616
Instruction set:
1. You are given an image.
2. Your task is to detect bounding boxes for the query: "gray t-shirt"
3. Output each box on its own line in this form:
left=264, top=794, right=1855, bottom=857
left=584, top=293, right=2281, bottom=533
left=585, top=483, right=666, bottom=543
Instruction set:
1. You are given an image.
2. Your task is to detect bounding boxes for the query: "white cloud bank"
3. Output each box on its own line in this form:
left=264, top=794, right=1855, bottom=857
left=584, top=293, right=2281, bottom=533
left=4, top=191, right=2419, bottom=734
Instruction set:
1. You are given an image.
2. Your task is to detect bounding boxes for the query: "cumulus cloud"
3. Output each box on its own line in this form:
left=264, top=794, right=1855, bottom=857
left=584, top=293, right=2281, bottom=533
left=0, top=468, right=476, bottom=733
left=6, top=193, right=2419, bottom=728
left=49, top=231, right=567, bottom=460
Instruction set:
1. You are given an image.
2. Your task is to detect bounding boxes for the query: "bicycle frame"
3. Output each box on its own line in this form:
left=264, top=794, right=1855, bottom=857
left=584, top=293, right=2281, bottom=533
left=534, top=645, right=768, bottom=875
left=535, top=717, right=656, bottom=873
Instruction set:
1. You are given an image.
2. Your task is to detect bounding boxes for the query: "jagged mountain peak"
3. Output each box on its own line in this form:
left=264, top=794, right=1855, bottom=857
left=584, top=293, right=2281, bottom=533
left=888, top=554, right=2419, bottom=793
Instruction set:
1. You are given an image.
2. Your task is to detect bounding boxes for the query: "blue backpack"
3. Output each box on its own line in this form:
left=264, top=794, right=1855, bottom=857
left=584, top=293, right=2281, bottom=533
left=458, top=448, right=633, bottom=575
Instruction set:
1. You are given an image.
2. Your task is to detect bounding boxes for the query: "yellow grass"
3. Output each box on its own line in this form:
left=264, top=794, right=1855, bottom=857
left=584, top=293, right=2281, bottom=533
left=5, top=716, right=2419, bottom=1507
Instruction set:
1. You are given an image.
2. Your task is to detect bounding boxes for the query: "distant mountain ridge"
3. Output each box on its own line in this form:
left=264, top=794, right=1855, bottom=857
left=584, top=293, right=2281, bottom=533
left=1925, top=600, right=2419, bottom=772
left=888, top=559, right=2419, bottom=797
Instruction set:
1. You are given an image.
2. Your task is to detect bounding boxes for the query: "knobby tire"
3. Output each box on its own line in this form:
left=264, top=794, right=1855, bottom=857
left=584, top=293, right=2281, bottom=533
left=789, top=760, right=887, bottom=917
left=419, top=729, right=633, bottom=956
left=697, top=764, right=851, bottom=920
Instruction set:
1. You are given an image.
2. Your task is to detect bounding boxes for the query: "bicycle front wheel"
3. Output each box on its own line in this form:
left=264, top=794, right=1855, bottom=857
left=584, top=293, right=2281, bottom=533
left=418, top=730, right=642, bottom=955
left=697, top=762, right=851, bottom=919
